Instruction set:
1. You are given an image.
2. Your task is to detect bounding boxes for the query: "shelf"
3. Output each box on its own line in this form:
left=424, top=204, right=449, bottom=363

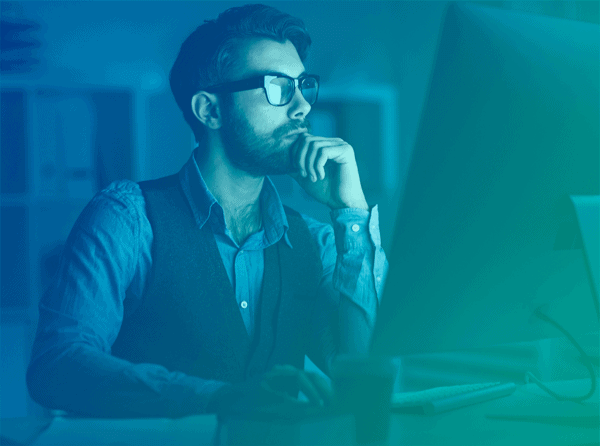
left=1, top=205, right=29, bottom=308
left=1, top=89, right=28, bottom=194
left=1, top=85, right=134, bottom=312
left=0, top=83, right=136, bottom=420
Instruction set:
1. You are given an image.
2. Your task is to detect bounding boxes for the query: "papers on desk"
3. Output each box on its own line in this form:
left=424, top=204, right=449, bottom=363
left=29, top=414, right=218, bottom=446
left=485, top=378, right=599, bottom=428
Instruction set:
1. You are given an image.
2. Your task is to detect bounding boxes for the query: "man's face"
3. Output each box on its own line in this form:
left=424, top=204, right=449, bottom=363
left=219, top=38, right=312, bottom=177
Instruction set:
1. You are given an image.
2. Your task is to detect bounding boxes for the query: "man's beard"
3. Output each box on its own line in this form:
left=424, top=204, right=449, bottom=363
left=220, top=103, right=310, bottom=177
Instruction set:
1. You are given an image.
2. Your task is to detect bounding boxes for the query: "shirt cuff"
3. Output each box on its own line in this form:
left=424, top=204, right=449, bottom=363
left=330, top=205, right=382, bottom=299
left=330, top=204, right=382, bottom=252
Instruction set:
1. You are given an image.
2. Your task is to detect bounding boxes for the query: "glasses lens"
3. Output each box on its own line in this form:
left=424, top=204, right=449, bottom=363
left=267, top=77, right=294, bottom=105
left=300, top=77, right=318, bottom=105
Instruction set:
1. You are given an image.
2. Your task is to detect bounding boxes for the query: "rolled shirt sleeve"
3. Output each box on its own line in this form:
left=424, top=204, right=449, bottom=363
left=303, top=204, right=389, bottom=376
left=27, top=181, right=227, bottom=417
left=331, top=204, right=387, bottom=312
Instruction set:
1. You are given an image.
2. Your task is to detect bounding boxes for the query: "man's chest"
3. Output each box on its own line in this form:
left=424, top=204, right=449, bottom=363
left=225, top=214, right=262, bottom=246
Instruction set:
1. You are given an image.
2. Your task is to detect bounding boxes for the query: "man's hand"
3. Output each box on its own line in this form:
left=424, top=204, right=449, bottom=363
left=207, top=364, right=333, bottom=414
left=260, top=364, right=333, bottom=407
left=290, top=134, right=369, bottom=211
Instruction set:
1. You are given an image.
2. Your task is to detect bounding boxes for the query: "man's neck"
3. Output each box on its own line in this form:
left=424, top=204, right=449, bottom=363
left=195, top=145, right=264, bottom=245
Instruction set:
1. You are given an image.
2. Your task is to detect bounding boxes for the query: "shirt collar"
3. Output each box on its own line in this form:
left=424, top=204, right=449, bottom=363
left=178, top=148, right=293, bottom=249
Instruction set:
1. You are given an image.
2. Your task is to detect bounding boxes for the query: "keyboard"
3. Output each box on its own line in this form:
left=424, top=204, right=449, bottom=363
left=391, top=381, right=517, bottom=415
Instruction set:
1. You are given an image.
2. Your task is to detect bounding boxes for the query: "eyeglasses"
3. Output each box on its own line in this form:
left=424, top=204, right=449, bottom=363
left=204, top=73, right=320, bottom=107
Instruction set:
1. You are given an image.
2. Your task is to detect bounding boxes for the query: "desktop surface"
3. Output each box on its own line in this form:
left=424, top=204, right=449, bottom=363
left=390, top=378, right=599, bottom=446
left=3, top=378, right=597, bottom=445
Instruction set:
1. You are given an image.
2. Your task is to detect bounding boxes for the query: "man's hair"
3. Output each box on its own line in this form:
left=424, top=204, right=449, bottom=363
left=169, top=4, right=312, bottom=143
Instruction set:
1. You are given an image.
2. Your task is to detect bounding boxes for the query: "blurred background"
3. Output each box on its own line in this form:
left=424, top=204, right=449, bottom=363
left=1, top=0, right=598, bottom=419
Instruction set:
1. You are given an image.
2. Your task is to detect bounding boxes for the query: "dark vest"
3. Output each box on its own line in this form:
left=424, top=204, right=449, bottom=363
left=111, top=174, right=323, bottom=385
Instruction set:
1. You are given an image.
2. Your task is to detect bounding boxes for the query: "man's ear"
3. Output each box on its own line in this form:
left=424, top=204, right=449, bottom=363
left=191, top=92, right=222, bottom=130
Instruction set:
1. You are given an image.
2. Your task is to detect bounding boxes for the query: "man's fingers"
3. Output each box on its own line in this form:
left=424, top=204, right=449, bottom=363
left=314, top=143, right=349, bottom=181
left=314, top=145, right=343, bottom=180
left=295, top=138, right=309, bottom=177
left=296, top=371, right=325, bottom=406
left=260, top=380, right=305, bottom=405
left=268, top=364, right=297, bottom=377
left=263, top=365, right=330, bottom=407
left=303, top=140, right=346, bottom=182
left=294, top=135, right=345, bottom=179
left=306, top=145, right=322, bottom=182
left=315, top=151, right=328, bottom=181
left=305, top=372, right=334, bottom=406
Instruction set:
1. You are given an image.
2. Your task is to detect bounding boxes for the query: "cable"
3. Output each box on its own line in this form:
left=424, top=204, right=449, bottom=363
left=525, top=307, right=596, bottom=403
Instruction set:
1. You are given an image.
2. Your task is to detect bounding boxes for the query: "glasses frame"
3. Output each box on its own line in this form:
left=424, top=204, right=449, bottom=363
left=204, top=73, right=320, bottom=106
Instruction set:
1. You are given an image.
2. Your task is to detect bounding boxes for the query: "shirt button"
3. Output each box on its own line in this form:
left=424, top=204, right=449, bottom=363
left=351, top=224, right=360, bottom=233
left=239, top=250, right=244, bottom=254
left=241, top=301, right=248, bottom=309
left=376, top=276, right=382, bottom=282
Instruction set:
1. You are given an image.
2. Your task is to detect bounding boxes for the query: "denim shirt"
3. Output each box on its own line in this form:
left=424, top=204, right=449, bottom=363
left=27, top=149, right=389, bottom=417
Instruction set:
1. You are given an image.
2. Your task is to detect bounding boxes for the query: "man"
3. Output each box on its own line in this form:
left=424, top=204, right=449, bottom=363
left=27, top=4, right=388, bottom=417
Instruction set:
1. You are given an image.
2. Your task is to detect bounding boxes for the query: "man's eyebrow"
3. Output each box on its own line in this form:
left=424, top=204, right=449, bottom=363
left=249, top=70, right=308, bottom=78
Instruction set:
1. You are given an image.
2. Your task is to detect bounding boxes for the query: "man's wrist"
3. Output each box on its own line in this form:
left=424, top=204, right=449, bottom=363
left=330, top=201, right=370, bottom=211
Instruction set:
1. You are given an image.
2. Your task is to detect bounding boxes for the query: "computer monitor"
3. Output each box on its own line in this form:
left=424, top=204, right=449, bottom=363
left=370, top=3, right=599, bottom=358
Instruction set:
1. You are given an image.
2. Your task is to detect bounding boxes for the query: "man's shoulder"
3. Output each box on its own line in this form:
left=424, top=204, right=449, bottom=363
left=96, top=179, right=145, bottom=208
left=101, top=178, right=142, bottom=194
left=67, top=179, right=148, bottom=240
left=78, top=179, right=148, bottom=227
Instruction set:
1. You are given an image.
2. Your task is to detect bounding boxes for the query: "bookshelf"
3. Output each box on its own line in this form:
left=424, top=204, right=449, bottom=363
left=0, top=82, right=135, bottom=417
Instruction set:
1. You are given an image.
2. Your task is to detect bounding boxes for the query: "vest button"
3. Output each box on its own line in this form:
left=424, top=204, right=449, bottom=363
left=241, top=300, right=248, bottom=309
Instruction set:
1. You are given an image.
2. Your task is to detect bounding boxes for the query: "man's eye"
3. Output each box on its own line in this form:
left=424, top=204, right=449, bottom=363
left=268, top=85, right=284, bottom=104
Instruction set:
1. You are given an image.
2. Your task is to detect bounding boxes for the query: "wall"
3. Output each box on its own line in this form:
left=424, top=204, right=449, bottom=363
left=5, top=0, right=449, bottom=248
left=4, top=0, right=598, bottom=240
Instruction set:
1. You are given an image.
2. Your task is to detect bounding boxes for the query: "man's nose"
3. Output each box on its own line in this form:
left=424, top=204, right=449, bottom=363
left=288, top=88, right=311, bottom=119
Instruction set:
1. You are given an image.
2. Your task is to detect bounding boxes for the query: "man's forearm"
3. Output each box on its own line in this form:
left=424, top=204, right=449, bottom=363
left=338, top=295, right=375, bottom=356
left=333, top=205, right=385, bottom=352
left=27, top=343, right=226, bottom=418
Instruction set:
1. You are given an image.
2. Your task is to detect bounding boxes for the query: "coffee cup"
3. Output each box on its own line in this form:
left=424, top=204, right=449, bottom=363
left=331, top=355, right=396, bottom=445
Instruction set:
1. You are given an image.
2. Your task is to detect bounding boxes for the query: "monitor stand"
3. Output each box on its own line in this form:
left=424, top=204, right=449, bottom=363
left=570, top=195, right=600, bottom=321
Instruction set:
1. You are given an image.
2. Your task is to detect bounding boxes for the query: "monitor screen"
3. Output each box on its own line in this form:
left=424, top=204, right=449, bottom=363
left=371, top=3, right=599, bottom=357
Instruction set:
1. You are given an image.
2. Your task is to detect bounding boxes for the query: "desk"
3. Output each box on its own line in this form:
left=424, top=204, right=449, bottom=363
left=2, top=379, right=597, bottom=446
left=2, top=414, right=218, bottom=445
left=389, top=379, right=599, bottom=446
